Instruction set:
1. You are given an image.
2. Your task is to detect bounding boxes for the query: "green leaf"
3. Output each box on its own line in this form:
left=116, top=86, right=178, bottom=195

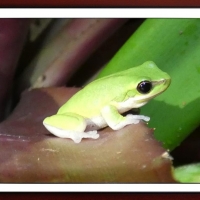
left=174, top=163, right=200, bottom=183
left=97, top=19, right=200, bottom=150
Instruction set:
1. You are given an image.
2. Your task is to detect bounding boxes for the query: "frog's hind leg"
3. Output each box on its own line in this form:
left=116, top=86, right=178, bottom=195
left=43, top=113, right=99, bottom=143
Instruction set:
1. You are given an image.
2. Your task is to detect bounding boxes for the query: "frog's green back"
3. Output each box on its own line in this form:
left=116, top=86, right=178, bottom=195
left=58, top=74, right=135, bottom=116
left=58, top=61, right=170, bottom=117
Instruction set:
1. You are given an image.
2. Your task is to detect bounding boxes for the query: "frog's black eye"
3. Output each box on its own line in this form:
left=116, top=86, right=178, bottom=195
left=137, top=81, right=152, bottom=94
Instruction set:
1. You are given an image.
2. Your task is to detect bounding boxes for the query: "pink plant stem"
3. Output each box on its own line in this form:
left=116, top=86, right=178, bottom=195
left=19, top=19, right=128, bottom=90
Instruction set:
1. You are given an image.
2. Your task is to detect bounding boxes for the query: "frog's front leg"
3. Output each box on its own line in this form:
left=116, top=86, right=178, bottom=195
left=43, top=113, right=99, bottom=143
left=101, top=105, right=150, bottom=130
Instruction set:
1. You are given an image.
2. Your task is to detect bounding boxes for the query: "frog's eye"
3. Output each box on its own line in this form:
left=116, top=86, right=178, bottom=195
left=137, top=81, right=152, bottom=94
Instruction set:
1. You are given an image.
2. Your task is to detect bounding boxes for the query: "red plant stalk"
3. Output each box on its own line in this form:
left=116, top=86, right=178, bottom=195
left=0, top=87, right=175, bottom=182
left=0, top=19, right=30, bottom=119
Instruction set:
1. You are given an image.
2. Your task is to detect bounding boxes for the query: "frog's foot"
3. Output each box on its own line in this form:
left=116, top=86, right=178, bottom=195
left=43, top=113, right=100, bottom=143
left=44, top=123, right=99, bottom=143
left=126, top=114, right=150, bottom=123
left=111, top=114, right=150, bottom=130
left=69, top=130, right=99, bottom=143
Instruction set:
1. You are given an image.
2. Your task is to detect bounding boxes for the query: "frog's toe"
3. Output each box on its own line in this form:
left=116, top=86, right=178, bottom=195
left=126, top=114, right=150, bottom=123
left=71, top=131, right=99, bottom=143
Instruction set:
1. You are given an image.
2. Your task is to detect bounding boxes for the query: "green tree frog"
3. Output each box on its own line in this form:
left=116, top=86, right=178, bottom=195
left=43, top=61, right=171, bottom=143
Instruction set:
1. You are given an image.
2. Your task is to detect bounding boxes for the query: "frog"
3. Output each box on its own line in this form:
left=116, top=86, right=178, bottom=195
left=43, top=61, right=171, bottom=143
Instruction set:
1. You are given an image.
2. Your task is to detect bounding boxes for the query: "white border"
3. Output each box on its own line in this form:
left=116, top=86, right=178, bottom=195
left=0, top=184, right=199, bottom=192
left=0, top=8, right=199, bottom=18
left=0, top=8, right=199, bottom=192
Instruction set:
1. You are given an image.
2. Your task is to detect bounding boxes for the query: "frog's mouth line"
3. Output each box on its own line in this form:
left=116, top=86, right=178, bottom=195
left=151, top=78, right=171, bottom=86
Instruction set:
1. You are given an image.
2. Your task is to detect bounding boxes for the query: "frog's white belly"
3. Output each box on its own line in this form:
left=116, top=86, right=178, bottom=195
left=86, top=116, right=106, bottom=131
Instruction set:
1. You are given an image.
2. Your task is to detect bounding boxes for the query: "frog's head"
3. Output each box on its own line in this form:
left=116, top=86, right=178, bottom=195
left=129, top=61, right=171, bottom=107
